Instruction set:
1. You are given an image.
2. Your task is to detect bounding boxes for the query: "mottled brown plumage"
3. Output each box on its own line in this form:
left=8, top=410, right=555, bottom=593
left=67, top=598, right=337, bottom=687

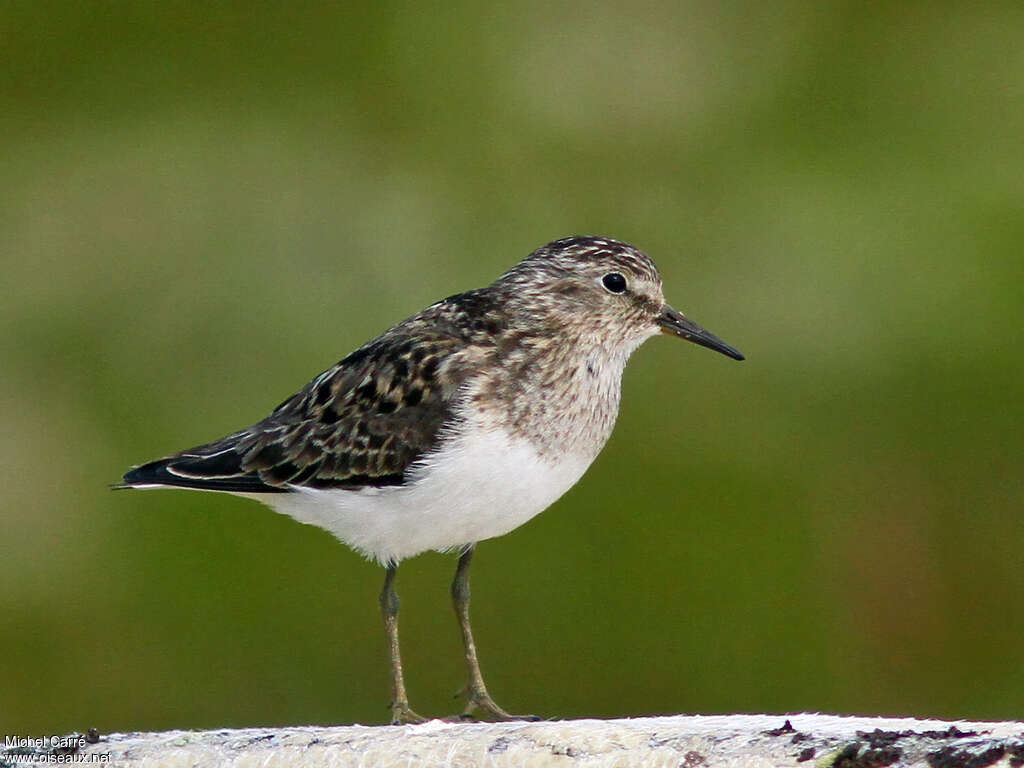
left=122, top=289, right=502, bottom=493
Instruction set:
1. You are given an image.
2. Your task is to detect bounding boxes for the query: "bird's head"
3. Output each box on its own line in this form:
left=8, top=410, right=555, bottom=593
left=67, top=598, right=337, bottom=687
left=496, top=235, right=744, bottom=361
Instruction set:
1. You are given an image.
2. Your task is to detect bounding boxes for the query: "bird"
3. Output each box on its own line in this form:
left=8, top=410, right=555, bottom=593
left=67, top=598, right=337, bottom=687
left=117, top=235, right=744, bottom=724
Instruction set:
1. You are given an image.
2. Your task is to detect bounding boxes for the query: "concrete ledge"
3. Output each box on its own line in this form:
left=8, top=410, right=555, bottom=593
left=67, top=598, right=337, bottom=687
left=5, top=713, right=1023, bottom=767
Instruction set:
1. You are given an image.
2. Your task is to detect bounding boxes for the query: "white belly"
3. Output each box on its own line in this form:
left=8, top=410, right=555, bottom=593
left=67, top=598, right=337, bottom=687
left=255, top=423, right=594, bottom=565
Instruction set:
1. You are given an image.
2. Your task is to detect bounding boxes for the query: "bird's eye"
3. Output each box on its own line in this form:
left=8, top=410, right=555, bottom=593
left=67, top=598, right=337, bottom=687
left=601, top=272, right=627, bottom=294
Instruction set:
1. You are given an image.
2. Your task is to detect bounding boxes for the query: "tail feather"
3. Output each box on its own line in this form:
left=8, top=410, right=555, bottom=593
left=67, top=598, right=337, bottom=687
left=118, top=453, right=288, bottom=494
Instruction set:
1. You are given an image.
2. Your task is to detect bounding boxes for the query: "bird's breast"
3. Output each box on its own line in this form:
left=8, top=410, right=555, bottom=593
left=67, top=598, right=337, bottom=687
left=464, top=343, right=628, bottom=461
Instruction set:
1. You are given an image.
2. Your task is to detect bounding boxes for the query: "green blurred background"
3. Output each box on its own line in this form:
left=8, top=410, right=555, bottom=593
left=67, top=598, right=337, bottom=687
left=3, top=2, right=1022, bottom=734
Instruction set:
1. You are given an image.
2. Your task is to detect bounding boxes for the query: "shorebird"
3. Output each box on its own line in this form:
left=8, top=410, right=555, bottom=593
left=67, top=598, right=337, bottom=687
left=118, top=235, right=744, bottom=723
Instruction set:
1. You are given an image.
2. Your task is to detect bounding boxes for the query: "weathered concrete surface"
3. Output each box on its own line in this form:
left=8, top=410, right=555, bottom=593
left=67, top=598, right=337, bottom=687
left=5, top=713, right=1023, bottom=767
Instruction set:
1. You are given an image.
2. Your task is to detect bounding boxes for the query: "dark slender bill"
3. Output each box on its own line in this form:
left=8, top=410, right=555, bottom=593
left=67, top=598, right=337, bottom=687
left=658, top=307, right=745, bottom=360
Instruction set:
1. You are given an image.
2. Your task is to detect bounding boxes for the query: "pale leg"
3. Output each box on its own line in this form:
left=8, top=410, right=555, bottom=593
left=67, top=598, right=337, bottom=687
left=451, top=546, right=537, bottom=720
left=380, top=565, right=426, bottom=724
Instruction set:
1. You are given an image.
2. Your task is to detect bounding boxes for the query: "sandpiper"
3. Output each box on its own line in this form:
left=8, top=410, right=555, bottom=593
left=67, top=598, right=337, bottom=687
left=118, top=235, right=743, bottom=723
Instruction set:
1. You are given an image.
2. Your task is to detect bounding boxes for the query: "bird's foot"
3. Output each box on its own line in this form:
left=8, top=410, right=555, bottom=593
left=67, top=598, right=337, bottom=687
left=457, top=689, right=540, bottom=722
left=389, top=701, right=428, bottom=725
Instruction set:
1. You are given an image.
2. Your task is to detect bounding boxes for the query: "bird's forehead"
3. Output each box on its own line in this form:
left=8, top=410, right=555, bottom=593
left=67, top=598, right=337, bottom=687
left=533, top=236, right=661, bottom=282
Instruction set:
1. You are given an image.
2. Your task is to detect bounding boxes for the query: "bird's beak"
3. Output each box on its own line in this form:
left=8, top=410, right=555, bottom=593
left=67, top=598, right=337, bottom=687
left=657, top=306, right=745, bottom=360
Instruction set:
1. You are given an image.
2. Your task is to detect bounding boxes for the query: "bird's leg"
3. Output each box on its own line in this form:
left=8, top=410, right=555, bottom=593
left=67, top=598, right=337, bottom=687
left=451, top=546, right=537, bottom=721
left=380, top=564, right=426, bottom=724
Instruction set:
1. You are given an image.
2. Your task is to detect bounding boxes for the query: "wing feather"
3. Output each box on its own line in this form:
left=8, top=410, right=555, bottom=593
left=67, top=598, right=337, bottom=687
left=119, top=290, right=504, bottom=494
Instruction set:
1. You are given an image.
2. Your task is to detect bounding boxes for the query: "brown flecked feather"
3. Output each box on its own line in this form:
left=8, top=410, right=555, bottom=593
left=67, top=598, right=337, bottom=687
left=121, top=288, right=512, bottom=492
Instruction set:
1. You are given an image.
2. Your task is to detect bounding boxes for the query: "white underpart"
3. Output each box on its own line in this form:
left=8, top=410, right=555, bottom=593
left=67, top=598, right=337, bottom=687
left=250, top=420, right=594, bottom=565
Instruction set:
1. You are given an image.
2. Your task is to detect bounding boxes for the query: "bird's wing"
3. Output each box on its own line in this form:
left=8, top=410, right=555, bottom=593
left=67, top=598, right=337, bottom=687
left=119, top=290, right=504, bottom=493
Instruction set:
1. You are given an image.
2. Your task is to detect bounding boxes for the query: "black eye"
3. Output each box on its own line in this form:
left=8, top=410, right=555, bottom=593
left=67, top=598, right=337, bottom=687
left=601, top=272, right=627, bottom=294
